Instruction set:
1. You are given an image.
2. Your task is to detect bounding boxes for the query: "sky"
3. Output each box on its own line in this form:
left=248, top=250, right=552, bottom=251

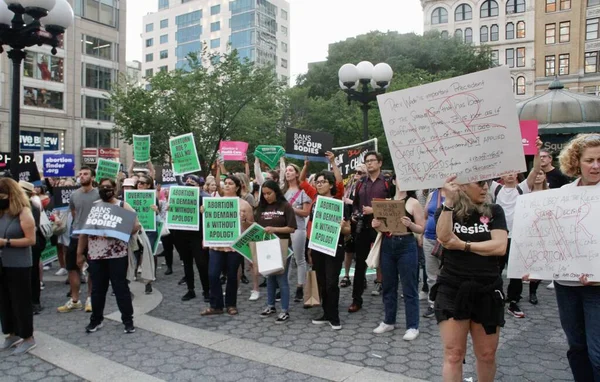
left=126, top=0, right=424, bottom=80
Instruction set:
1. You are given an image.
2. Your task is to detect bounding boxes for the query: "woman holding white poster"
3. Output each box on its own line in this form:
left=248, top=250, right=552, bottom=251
left=555, top=134, right=600, bottom=382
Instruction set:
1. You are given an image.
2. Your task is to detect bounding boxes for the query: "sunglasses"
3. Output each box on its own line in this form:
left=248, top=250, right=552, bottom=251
left=356, top=171, right=364, bottom=175
left=138, top=181, right=150, bottom=185
left=475, top=180, right=492, bottom=188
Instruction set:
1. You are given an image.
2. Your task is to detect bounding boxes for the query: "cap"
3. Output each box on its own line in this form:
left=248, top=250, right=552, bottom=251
left=122, top=178, right=137, bottom=188
left=19, top=180, right=35, bottom=194
left=185, top=175, right=205, bottom=186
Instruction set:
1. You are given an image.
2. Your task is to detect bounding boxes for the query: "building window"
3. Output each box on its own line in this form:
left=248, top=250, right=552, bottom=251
left=440, top=30, right=449, bottom=38
left=545, top=55, right=556, bottom=76
left=431, top=7, right=448, bottom=24
left=210, top=38, right=220, bottom=49
left=85, top=128, right=112, bottom=148
left=464, top=28, right=473, bottom=43
left=454, top=29, right=463, bottom=40
left=560, top=0, right=571, bottom=10
left=281, top=9, right=288, bottom=20
left=546, top=0, right=556, bottom=12
left=516, top=76, right=526, bottom=95
left=506, top=48, right=514, bottom=67
left=146, top=53, right=153, bottom=62
left=480, top=0, right=499, bottom=18
left=506, top=23, right=514, bottom=39
left=23, top=86, right=63, bottom=110
left=23, top=51, right=64, bottom=83
left=585, top=52, right=598, bottom=73
left=160, top=50, right=168, bottom=59
left=158, top=66, right=168, bottom=72
left=517, top=21, right=525, bottom=38
left=281, top=58, right=288, bottom=68
left=589, top=0, right=600, bottom=6
left=587, top=18, right=599, bottom=40
left=506, top=0, right=525, bottom=14
left=176, top=10, right=202, bottom=28
left=281, top=41, right=288, bottom=52
left=83, top=36, right=115, bottom=60
left=158, top=0, right=169, bottom=10
left=211, top=21, right=221, bottom=32
left=281, top=25, right=288, bottom=35
left=83, top=64, right=114, bottom=90
left=145, top=68, right=153, bottom=77
left=84, top=96, right=111, bottom=121
left=480, top=26, right=489, bottom=42
left=455, top=4, right=472, bottom=21
left=559, top=54, right=570, bottom=75
left=211, top=4, right=221, bottom=15
left=176, top=25, right=202, bottom=44
left=160, top=34, right=168, bottom=44
left=146, top=38, right=153, bottom=47
left=559, top=21, right=570, bottom=42
left=160, top=19, right=168, bottom=29
left=584, top=86, right=600, bottom=96
left=491, top=50, right=499, bottom=66
left=546, top=24, right=556, bottom=44
left=77, top=0, right=118, bottom=27
left=490, top=24, right=499, bottom=41
left=146, top=23, right=153, bottom=32
left=517, top=47, right=525, bottom=67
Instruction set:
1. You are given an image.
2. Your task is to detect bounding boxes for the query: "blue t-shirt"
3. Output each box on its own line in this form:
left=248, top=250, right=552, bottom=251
left=424, top=189, right=445, bottom=240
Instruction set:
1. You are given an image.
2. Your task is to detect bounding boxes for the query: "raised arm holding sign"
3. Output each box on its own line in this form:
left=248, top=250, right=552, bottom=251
left=169, top=133, right=201, bottom=176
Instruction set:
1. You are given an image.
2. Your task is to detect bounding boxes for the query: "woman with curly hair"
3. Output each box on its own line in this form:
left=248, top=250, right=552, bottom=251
left=555, top=133, right=600, bottom=382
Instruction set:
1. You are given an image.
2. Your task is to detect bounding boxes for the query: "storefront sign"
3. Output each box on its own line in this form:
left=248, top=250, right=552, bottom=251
left=98, top=148, right=120, bottom=159
left=82, top=148, right=98, bottom=165
left=19, top=130, right=60, bottom=151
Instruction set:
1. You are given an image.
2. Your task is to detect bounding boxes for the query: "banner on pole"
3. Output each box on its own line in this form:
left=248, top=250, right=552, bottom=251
left=308, top=196, right=344, bottom=256
left=169, top=133, right=201, bottom=176
left=43, top=154, right=75, bottom=177
left=133, top=135, right=151, bottom=163
left=166, top=186, right=200, bottom=231
left=125, top=190, right=156, bottom=231
left=285, top=128, right=333, bottom=163
left=96, top=158, right=120, bottom=181
left=203, top=197, right=241, bottom=246
left=330, top=139, right=378, bottom=185
left=73, top=202, right=137, bottom=242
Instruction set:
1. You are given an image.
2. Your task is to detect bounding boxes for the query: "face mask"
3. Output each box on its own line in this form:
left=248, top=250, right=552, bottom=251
left=99, top=188, right=115, bottom=202
left=0, top=199, right=8, bottom=210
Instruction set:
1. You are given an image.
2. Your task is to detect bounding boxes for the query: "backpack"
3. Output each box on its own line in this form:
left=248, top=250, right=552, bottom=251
left=493, top=184, right=523, bottom=203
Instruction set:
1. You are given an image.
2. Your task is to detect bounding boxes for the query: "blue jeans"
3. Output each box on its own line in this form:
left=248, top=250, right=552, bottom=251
left=555, top=283, right=600, bottom=382
left=267, top=257, right=291, bottom=312
left=208, top=250, right=242, bottom=309
left=380, top=235, right=419, bottom=330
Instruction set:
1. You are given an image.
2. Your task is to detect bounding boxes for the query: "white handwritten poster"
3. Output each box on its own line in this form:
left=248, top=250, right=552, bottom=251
left=377, top=67, right=526, bottom=191
left=507, top=187, right=600, bottom=282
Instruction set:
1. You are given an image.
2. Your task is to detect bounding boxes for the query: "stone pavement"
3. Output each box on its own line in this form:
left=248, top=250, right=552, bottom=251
left=0, top=259, right=574, bottom=382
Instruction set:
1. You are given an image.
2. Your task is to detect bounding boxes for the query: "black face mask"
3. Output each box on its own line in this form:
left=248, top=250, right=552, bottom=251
left=0, top=199, right=8, bottom=210
left=99, top=188, right=115, bottom=202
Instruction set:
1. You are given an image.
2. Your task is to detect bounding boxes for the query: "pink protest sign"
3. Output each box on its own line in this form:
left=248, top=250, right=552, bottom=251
left=520, top=120, right=538, bottom=155
left=219, top=141, right=249, bottom=161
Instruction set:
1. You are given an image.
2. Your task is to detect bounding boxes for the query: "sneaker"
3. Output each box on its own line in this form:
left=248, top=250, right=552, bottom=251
left=177, top=277, right=186, bottom=286
left=85, top=297, right=92, bottom=313
left=419, top=291, right=428, bottom=300
left=329, top=321, right=342, bottom=331
left=373, top=322, right=395, bottom=334
left=57, top=299, right=83, bottom=313
left=124, top=324, right=136, bottom=334
left=2, top=336, right=22, bottom=350
left=249, top=290, right=260, bottom=301
left=371, top=282, right=382, bottom=296
left=181, top=290, right=196, bottom=301
left=259, top=279, right=267, bottom=288
left=340, top=276, right=351, bottom=288
left=275, top=312, right=290, bottom=324
left=547, top=281, right=555, bottom=290
left=220, top=275, right=227, bottom=285
left=529, top=293, right=538, bottom=305
left=259, top=307, right=276, bottom=318
left=312, top=316, right=329, bottom=325
left=145, top=283, right=153, bottom=295
left=164, top=267, right=173, bottom=275
left=40, top=282, right=45, bottom=291
left=423, top=306, right=435, bottom=318
left=275, top=291, right=281, bottom=302
left=241, top=275, right=249, bottom=284
left=55, top=268, right=68, bottom=276
left=12, top=340, right=36, bottom=355
left=43, top=265, right=50, bottom=271
left=294, top=287, right=303, bottom=302
left=85, top=322, right=103, bottom=333
left=403, top=328, right=420, bottom=341
left=32, top=304, right=43, bottom=315
left=508, top=301, right=525, bottom=318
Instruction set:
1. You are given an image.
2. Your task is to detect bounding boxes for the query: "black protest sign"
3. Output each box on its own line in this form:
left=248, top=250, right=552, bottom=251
left=52, top=186, right=79, bottom=210
left=73, top=202, right=137, bottom=242
left=0, top=152, right=40, bottom=182
left=285, top=128, right=333, bottom=163
left=155, top=164, right=177, bottom=184
left=330, top=139, right=377, bottom=185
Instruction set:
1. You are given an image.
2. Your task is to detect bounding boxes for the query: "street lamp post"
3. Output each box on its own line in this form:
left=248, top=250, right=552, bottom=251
left=338, top=61, right=393, bottom=141
left=0, top=0, right=73, bottom=180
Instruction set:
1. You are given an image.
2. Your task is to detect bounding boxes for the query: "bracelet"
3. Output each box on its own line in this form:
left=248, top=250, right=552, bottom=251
left=442, top=203, right=455, bottom=212
left=464, top=241, right=471, bottom=252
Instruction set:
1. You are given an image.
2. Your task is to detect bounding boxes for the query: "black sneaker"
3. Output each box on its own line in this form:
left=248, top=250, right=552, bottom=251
left=259, top=279, right=267, bottom=288
left=259, top=307, right=276, bottom=318
left=508, top=301, right=525, bottom=318
left=178, top=277, right=186, bottom=286
left=275, top=312, right=290, bottom=324
left=275, top=291, right=281, bottom=302
left=85, top=322, right=103, bottom=333
left=164, top=267, right=173, bottom=275
left=32, top=304, right=43, bottom=315
left=423, top=306, right=435, bottom=318
left=124, top=324, right=136, bottom=334
left=329, top=321, right=342, bottom=331
left=529, top=293, right=538, bottom=305
left=241, top=275, right=249, bottom=284
left=294, top=287, right=303, bottom=302
left=203, top=292, right=210, bottom=303
left=181, top=290, right=196, bottom=301
left=311, top=316, right=329, bottom=325
left=145, top=283, right=153, bottom=295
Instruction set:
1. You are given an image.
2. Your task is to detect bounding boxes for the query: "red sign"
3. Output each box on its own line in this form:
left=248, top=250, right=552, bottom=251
left=519, top=120, right=539, bottom=155
left=82, top=148, right=97, bottom=157
left=98, top=148, right=120, bottom=158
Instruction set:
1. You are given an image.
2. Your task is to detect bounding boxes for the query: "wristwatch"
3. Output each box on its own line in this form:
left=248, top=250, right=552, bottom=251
left=5, top=238, right=11, bottom=248
left=442, top=203, right=455, bottom=212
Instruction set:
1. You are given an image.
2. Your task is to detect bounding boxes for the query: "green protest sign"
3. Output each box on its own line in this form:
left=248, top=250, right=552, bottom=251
left=203, top=197, right=240, bottom=246
left=95, top=158, right=120, bottom=181
left=254, top=145, right=285, bottom=169
left=125, top=190, right=156, bottom=231
left=169, top=133, right=201, bottom=176
left=308, top=196, right=344, bottom=256
left=231, top=223, right=293, bottom=262
left=41, top=241, right=58, bottom=266
left=166, top=186, right=199, bottom=231
left=133, top=135, right=151, bottom=163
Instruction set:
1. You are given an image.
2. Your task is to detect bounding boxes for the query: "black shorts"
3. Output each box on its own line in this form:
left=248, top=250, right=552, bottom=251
left=66, top=237, right=87, bottom=271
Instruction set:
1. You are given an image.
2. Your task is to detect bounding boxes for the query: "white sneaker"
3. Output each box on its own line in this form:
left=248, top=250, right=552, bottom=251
left=373, top=322, right=395, bottom=334
left=55, top=268, right=68, bottom=276
left=249, top=290, right=260, bottom=301
left=43, top=265, right=50, bottom=271
left=547, top=281, right=555, bottom=290
left=85, top=297, right=92, bottom=313
left=419, top=291, right=428, bottom=300
left=403, top=328, right=420, bottom=341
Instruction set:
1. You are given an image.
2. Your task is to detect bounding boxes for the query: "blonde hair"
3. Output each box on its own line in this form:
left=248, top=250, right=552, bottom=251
left=0, top=178, right=31, bottom=217
left=235, top=173, right=251, bottom=195
left=559, top=134, right=600, bottom=177
left=454, top=187, right=492, bottom=223
left=282, top=164, right=300, bottom=194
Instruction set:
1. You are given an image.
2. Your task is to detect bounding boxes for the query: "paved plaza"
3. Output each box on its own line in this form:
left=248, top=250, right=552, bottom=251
left=0, top=260, right=574, bottom=382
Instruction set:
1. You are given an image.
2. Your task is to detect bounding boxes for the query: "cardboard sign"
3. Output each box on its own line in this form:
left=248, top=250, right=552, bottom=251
left=520, top=120, right=539, bottom=155
left=133, top=135, right=151, bottom=163
left=166, top=186, right=200, bottom=231
left=124, top=190, right=157, bottom=232
left=96, top=158, right=120, bottom=181
left=43, top=154, right=75, bottom=177
left=169, top=133, right=201, bottom=176
left=203, top=197, right=241, bottom=246
left=254, top=145, right=285, bottom=169
left=507, top=186, right=600, bottom=282
left=372, top=199, right=406, bottom=233
left=285, top=128, right=333, bottom=163
left=308, top=196, right=344, bottom=256
left=73, top=202, right=137, bottom=242
left=330, top=139, right=378, bottom=185
left=52, top=186, right=78, bottom=210
left=219, top=141, right=248, bottom=161
left=377, top=66, right=526, bottom=191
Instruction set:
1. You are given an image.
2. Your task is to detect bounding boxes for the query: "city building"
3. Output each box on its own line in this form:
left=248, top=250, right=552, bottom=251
left=127, top=60, right=143, bottom=85
left=0, top=0, right=127, bottom=169
left=141, top=0, right=291, bottom=83
left=421, top=0, right=536, bottom=100
left=534, top=0, right=600, bottom=96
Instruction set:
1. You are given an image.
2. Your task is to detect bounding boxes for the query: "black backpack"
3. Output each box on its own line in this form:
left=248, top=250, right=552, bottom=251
left=493, top=184, right=523, bottom=203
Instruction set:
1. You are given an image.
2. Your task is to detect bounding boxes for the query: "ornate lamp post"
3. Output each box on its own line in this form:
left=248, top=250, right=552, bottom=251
left=338, top=61, right=393, bottom=141
left=0, top=0, right=73, bottom=179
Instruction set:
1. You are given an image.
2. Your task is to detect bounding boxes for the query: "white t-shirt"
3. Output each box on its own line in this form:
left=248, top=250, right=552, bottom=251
left=490, top=180, right=530, bottom=237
